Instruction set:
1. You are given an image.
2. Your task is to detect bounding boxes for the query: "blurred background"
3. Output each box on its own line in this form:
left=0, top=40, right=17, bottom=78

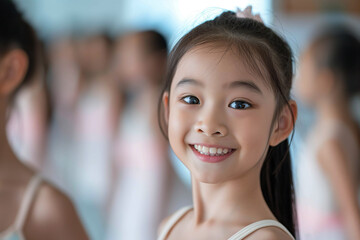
left=6, top=0, right=360, bottom=240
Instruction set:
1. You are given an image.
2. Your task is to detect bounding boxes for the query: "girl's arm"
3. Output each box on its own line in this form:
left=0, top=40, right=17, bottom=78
left=318, top=140, right=360, bottom=240
left=24, top=183, right=89, bottom=240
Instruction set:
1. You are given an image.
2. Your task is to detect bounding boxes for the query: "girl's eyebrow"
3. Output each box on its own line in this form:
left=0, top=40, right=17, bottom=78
left=227, top=80, right=263, bottom=95
left=175, top=78, right=262, bottom=95
left=175, top=78, right=204, bottom=88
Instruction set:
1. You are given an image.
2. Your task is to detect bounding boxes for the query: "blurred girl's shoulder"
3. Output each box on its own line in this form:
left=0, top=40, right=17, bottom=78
left=22, top=175, right=88, bottom=240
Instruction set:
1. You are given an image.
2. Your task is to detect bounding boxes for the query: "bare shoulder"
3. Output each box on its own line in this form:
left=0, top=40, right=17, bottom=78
left=24, top=181, right=89, bottom=240
left=245, top=226, right=294, bottom=240
left=158, top=207, right=191, bottom=236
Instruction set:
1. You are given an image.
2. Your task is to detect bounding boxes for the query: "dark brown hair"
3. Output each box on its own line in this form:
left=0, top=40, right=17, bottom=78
left=308, top=25, right=360, bottom=98
left=141, top=30, right=168, bottom=54
left=158, top=11, right=297, bottom=236
left=0, top=0, right=38, bottom=98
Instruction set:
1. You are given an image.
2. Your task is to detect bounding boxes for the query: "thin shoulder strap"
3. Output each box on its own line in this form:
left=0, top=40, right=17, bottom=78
left=157, top=206, right=193, bottom=240
left=13, top=174, right=42, bottom=231
left=228, top=220, right=295, bottom=240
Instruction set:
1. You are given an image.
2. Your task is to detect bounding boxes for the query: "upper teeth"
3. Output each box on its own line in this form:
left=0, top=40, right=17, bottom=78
left=193, top=145, right=231, bottom=156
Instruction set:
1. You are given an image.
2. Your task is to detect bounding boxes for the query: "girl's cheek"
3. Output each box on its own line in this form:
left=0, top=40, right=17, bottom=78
left=239, top=129, right=269, bottom=165
left=168, top=107, right=192, bottom=146
left=169, top=106, right=188, bottom=129
left=232, top=112, right=271, bottom=152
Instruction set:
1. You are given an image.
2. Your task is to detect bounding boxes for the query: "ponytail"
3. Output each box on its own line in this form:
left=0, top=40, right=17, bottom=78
left=260, top=138, right=297, bottom=237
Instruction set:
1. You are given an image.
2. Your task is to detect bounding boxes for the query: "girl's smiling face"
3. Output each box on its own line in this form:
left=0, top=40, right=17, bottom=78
left=164, top=44, right=280, bottom=183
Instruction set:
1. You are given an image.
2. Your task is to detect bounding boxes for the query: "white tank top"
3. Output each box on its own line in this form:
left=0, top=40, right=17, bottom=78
left=157, top=206, right=295, bottom=240
left=0, top=174, right=42, bottom=240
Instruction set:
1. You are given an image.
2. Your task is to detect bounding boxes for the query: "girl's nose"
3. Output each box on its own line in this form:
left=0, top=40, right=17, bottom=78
left=194, top=110, right=228, bottom=137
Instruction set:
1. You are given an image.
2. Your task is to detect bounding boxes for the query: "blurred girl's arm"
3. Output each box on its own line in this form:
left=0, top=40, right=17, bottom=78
left=318, top=140, right=360, bottom=240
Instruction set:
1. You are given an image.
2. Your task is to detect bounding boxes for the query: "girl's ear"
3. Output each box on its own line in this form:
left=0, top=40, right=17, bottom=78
left=0, top=49, right=28, bottom=96
left=269, top=100, right=298, bottom=146
left=162, top=91, right=170, bottom=125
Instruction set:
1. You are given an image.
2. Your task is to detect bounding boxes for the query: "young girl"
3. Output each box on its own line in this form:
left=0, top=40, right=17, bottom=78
left=157, top=6, right=298, bottom=240
left=106, top=30, right=175, bottom=240
left=0, top=1, right=88, bottom=239
left=296, top=26, right=360, bottom=240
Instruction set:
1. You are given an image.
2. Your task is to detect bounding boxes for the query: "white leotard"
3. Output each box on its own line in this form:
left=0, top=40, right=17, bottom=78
left=157, top=206, right=295, bottom=240
left=0, top=174, right=42, bottom=240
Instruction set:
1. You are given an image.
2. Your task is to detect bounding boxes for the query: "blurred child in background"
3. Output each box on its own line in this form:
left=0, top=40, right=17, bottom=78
left=46, top=37, right=81, bottom=191
left=0, top=1, right=88, bottom=239
left=295, top=25, right=360, bottom=240
left=106, top=30, right=175, bottom=240
left=69, top=33, right=121, bottom=240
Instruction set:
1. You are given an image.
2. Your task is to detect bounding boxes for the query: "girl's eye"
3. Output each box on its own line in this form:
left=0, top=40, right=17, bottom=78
left=229, top=100, right=252, bottom=110
left=181, top=95, right=200, bottom=104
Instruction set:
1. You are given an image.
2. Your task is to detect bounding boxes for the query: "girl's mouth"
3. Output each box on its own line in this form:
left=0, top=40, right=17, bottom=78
left=189, top=144, right=236, bottom=163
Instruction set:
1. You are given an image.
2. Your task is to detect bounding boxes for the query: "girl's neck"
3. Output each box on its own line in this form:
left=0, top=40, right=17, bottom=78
left=0, top=99, right=25, bottom=178
left=190, top=172, right=275, bottom=226
left=316, top=95, right=353, bottom=123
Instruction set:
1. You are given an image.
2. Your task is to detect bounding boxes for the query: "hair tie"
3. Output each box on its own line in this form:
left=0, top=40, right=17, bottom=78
left=236, top=6, right=263, bottom=23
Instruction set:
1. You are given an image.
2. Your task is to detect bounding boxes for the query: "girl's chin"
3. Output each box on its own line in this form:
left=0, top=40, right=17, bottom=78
left=190, top=169, right=230, bottom=184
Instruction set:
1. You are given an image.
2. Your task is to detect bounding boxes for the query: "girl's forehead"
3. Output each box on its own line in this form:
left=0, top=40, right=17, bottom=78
left=172, top=44, right=272, bottom=92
